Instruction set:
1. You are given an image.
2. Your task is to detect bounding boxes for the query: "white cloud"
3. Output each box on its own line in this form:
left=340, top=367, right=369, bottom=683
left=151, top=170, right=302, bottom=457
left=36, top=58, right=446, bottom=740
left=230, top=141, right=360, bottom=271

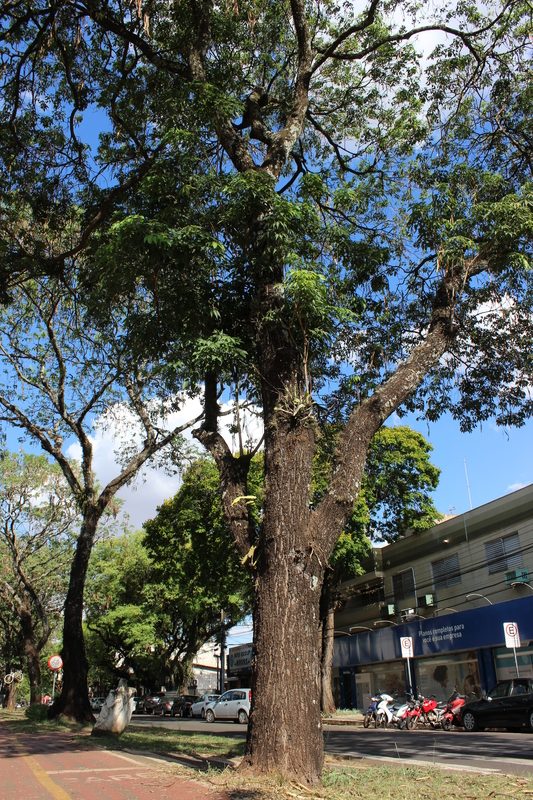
left=67, top=394, right=264, bottom=530
left=507, top=482, right=527, bottom=493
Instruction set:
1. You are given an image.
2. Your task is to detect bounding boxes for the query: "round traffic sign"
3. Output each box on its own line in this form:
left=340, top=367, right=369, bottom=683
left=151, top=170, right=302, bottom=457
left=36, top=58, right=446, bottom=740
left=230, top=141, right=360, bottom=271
left=47, top=655, right=63, bottom=672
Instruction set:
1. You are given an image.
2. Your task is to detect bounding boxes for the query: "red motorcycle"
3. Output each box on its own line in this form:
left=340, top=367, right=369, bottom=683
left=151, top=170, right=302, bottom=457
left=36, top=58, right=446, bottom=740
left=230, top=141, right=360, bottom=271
left=440, top=691, right=466, bottom=730
left=407, top=695, right=443, bottom=728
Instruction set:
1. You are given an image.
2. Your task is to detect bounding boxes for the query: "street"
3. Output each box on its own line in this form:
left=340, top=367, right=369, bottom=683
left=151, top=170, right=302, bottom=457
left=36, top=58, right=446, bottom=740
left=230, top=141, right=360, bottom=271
left=130, top=715, right=533, bottom=776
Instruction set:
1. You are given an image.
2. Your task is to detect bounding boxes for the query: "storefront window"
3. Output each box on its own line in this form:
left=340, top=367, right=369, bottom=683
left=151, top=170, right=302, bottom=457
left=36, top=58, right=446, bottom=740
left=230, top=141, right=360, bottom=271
left=415, top=651, right=481, bottom=702
left=494, top=646, right=533, bottom=682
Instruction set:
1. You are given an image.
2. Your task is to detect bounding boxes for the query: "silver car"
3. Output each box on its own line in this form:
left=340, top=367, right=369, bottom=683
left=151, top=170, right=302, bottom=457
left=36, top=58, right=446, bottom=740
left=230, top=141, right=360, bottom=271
left=190, top=692, right=220, bottom=718
left=204, top=688, right=251, bottom=724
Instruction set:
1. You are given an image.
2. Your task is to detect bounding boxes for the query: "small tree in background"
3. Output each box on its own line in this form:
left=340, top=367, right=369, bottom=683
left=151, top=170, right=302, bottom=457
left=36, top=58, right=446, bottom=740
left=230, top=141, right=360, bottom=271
left=0, top=452, right=77, bottom=704
left=86, top=457, right=256, bottom=690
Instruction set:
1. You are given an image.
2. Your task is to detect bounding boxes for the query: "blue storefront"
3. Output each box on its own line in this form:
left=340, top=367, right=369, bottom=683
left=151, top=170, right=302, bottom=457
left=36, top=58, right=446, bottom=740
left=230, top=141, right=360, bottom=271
left=333, top=596, right=533, bottom=711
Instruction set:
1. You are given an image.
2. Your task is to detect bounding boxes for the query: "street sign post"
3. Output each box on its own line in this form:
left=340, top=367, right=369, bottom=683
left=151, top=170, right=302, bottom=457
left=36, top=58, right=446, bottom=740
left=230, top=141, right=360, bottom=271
left=503, top=622, right=521, bottom=677
left=400, top=636, right=414, bottom=695
left=47, top=655, right=63, bottom=698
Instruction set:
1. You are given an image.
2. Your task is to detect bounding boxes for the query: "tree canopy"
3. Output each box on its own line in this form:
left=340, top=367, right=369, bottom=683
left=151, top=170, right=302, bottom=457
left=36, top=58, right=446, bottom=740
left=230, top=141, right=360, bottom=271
left=0, top=0, right=531, bottom=784
left=86, top=458, right=253, bottom=689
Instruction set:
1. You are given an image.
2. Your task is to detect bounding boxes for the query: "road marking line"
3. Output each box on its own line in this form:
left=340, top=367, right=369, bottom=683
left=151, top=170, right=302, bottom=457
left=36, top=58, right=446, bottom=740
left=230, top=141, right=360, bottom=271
left=47, top=767, right=148, bottom=775
left=21, top=753, right=72, bottom=800
left=100, top=751, right=148, bottom=765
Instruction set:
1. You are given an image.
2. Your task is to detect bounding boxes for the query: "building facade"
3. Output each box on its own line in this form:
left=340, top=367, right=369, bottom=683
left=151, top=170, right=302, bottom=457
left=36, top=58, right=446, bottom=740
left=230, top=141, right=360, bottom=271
left=333, top=484, right=533, bottom=711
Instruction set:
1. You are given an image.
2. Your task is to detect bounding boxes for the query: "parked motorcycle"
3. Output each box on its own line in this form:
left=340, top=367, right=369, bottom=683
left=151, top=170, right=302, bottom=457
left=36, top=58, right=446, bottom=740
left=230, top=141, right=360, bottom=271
left=363, top=695, right=381, bottom=728
left=390, top=694, right=417, bottom=729
left=441, top=691, right=466, bottom=730
left=407, top=695, right=444, bottom=729
left=374, top=692, right=396, bottom=727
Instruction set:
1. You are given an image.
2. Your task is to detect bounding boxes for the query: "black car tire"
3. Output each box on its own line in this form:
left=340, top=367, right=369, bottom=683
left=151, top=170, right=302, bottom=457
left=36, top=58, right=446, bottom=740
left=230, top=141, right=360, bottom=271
left=462, top=711, right=479, bottom=732
left=237, top=709, right=248, bottom=724
left=205, top=708, right=215, bottom=723
left=529, top=710, right=533, bottom=731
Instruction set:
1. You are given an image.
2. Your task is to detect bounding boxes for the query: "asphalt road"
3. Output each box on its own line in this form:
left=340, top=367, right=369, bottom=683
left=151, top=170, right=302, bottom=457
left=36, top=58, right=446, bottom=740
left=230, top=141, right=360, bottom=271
left=131, top=715, right=533, bottom=776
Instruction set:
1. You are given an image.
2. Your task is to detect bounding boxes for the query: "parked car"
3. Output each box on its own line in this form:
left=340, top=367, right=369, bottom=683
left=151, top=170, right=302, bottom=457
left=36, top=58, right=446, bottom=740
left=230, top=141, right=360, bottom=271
left=170, top=694, right=198, bottom=718
left=204, top=688, right=251, bottom=724
left=461, top=678, right=533, bottom=732
left=190, top=693, right=220, bottom=719
left=153, top=697, right=173, bottom=716
left=90, top=696, right=106, bottom=712
left=132, top=696, right=144, bottom=713
left=142, top=692, right=168, bottom=714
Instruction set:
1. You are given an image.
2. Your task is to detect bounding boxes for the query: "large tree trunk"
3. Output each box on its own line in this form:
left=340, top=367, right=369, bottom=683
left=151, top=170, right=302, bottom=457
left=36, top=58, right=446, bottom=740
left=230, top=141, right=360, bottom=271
left=240, top=406, right=327, bottom=784
left=49, top=508, right=99, bottom=723
left=243, top=545, right=325, bottom=783
left=320, top=603, right=337, bottom=715
left=20, top=604, right=42, bottom=705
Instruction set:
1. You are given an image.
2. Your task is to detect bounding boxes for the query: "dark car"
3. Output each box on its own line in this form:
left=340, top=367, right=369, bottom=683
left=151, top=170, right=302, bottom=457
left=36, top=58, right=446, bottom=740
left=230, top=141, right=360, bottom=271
left=170, top=694, right=199, bottom=718
left=152, top=697, right=173, bottom=716
left=142, top=692, right=168, bottom=714
left=461, top=677, right=533, bottom=732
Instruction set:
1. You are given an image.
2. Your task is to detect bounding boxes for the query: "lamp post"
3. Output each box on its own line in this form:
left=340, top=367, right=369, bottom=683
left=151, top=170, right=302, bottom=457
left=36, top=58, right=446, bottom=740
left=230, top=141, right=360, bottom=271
left=510, top=582, right=533, bottom=592
left=433, top=607, right=458, bottom=616
left=465, top=593, right=493, bottom=605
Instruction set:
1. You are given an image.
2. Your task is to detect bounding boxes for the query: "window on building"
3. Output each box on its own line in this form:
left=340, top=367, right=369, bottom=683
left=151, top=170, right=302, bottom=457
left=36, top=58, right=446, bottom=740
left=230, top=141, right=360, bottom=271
left=485, top=532, right=522, bottom=574
left=392, top=569, right=415, bottom=601
left=432, top=553, right=461, bottom=588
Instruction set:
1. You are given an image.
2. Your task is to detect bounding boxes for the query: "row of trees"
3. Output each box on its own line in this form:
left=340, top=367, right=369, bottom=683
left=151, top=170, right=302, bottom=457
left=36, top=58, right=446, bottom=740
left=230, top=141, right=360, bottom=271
left=0, top=0, right=530, bottom=785
left=1, top=425, right=439, bottom=706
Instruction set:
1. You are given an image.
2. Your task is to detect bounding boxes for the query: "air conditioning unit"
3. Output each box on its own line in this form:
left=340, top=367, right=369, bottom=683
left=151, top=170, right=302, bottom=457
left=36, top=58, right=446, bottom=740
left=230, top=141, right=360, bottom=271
left=417, top=594, right=435, bottom=608
left=380, top=603, right=396, bottom=618
left=506, top=569, right=530, bottom=586
left=400, top=608, right=415, bottom=622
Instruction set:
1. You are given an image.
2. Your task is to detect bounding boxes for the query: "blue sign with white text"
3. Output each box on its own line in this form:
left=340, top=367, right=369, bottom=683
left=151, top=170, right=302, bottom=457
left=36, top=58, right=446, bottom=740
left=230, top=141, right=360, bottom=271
left=333, top=596, right=533, bottom=668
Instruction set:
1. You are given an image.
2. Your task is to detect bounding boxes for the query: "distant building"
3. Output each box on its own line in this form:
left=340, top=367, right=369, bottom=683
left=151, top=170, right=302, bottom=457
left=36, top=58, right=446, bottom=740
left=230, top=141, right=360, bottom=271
left=333, top=484, right=533, bottom=710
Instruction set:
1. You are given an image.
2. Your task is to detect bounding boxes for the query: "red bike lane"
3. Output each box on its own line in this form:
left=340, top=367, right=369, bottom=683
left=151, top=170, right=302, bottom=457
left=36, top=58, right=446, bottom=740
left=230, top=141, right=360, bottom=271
left=0, top=726, right=230, bottom=800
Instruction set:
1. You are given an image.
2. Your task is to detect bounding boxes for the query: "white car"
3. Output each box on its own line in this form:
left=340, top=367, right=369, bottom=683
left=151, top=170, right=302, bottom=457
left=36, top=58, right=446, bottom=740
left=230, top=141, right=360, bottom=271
left=204, top=688, right=251, bottom=724
left=190, top=693, right=220, bottom=718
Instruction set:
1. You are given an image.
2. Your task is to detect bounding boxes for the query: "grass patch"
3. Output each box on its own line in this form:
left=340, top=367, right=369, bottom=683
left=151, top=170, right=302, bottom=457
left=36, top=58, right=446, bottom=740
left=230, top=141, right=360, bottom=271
left=207, top=763, right=533, bottom=800
left=92, top=725, right=245, bottom=760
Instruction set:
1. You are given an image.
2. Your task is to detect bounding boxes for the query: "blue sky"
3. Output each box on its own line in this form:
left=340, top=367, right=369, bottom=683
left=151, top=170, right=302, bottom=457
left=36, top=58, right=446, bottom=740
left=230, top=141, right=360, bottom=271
left=400, top=413, right=532, bottom=517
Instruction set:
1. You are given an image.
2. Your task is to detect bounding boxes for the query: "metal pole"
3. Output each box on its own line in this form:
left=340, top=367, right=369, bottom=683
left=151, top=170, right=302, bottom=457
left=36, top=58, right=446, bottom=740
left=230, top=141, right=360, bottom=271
left=406, top=657, right=413, bottom=695
left=220, top=626, right=226, bottom=692
left=513, top=647, right=520, bottom=678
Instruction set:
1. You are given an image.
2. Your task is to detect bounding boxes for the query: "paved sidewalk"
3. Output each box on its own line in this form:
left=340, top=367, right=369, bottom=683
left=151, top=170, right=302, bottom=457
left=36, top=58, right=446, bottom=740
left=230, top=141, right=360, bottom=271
left=0, top=726, right=230, bottom=800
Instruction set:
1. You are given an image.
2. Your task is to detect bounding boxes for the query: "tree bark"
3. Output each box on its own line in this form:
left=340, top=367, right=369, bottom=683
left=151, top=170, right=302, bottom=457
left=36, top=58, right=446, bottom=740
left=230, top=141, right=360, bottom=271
left=243, top=546, right=325, bottom=783
left=20, top=603, right=42, bottom=705
left=240, top=409, right=327, bottom=783
left=48, top=507, right=100, bottom=723
left=4, top=681, right=17, bottom=710
left=320, top=603, right=337, bottom=715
